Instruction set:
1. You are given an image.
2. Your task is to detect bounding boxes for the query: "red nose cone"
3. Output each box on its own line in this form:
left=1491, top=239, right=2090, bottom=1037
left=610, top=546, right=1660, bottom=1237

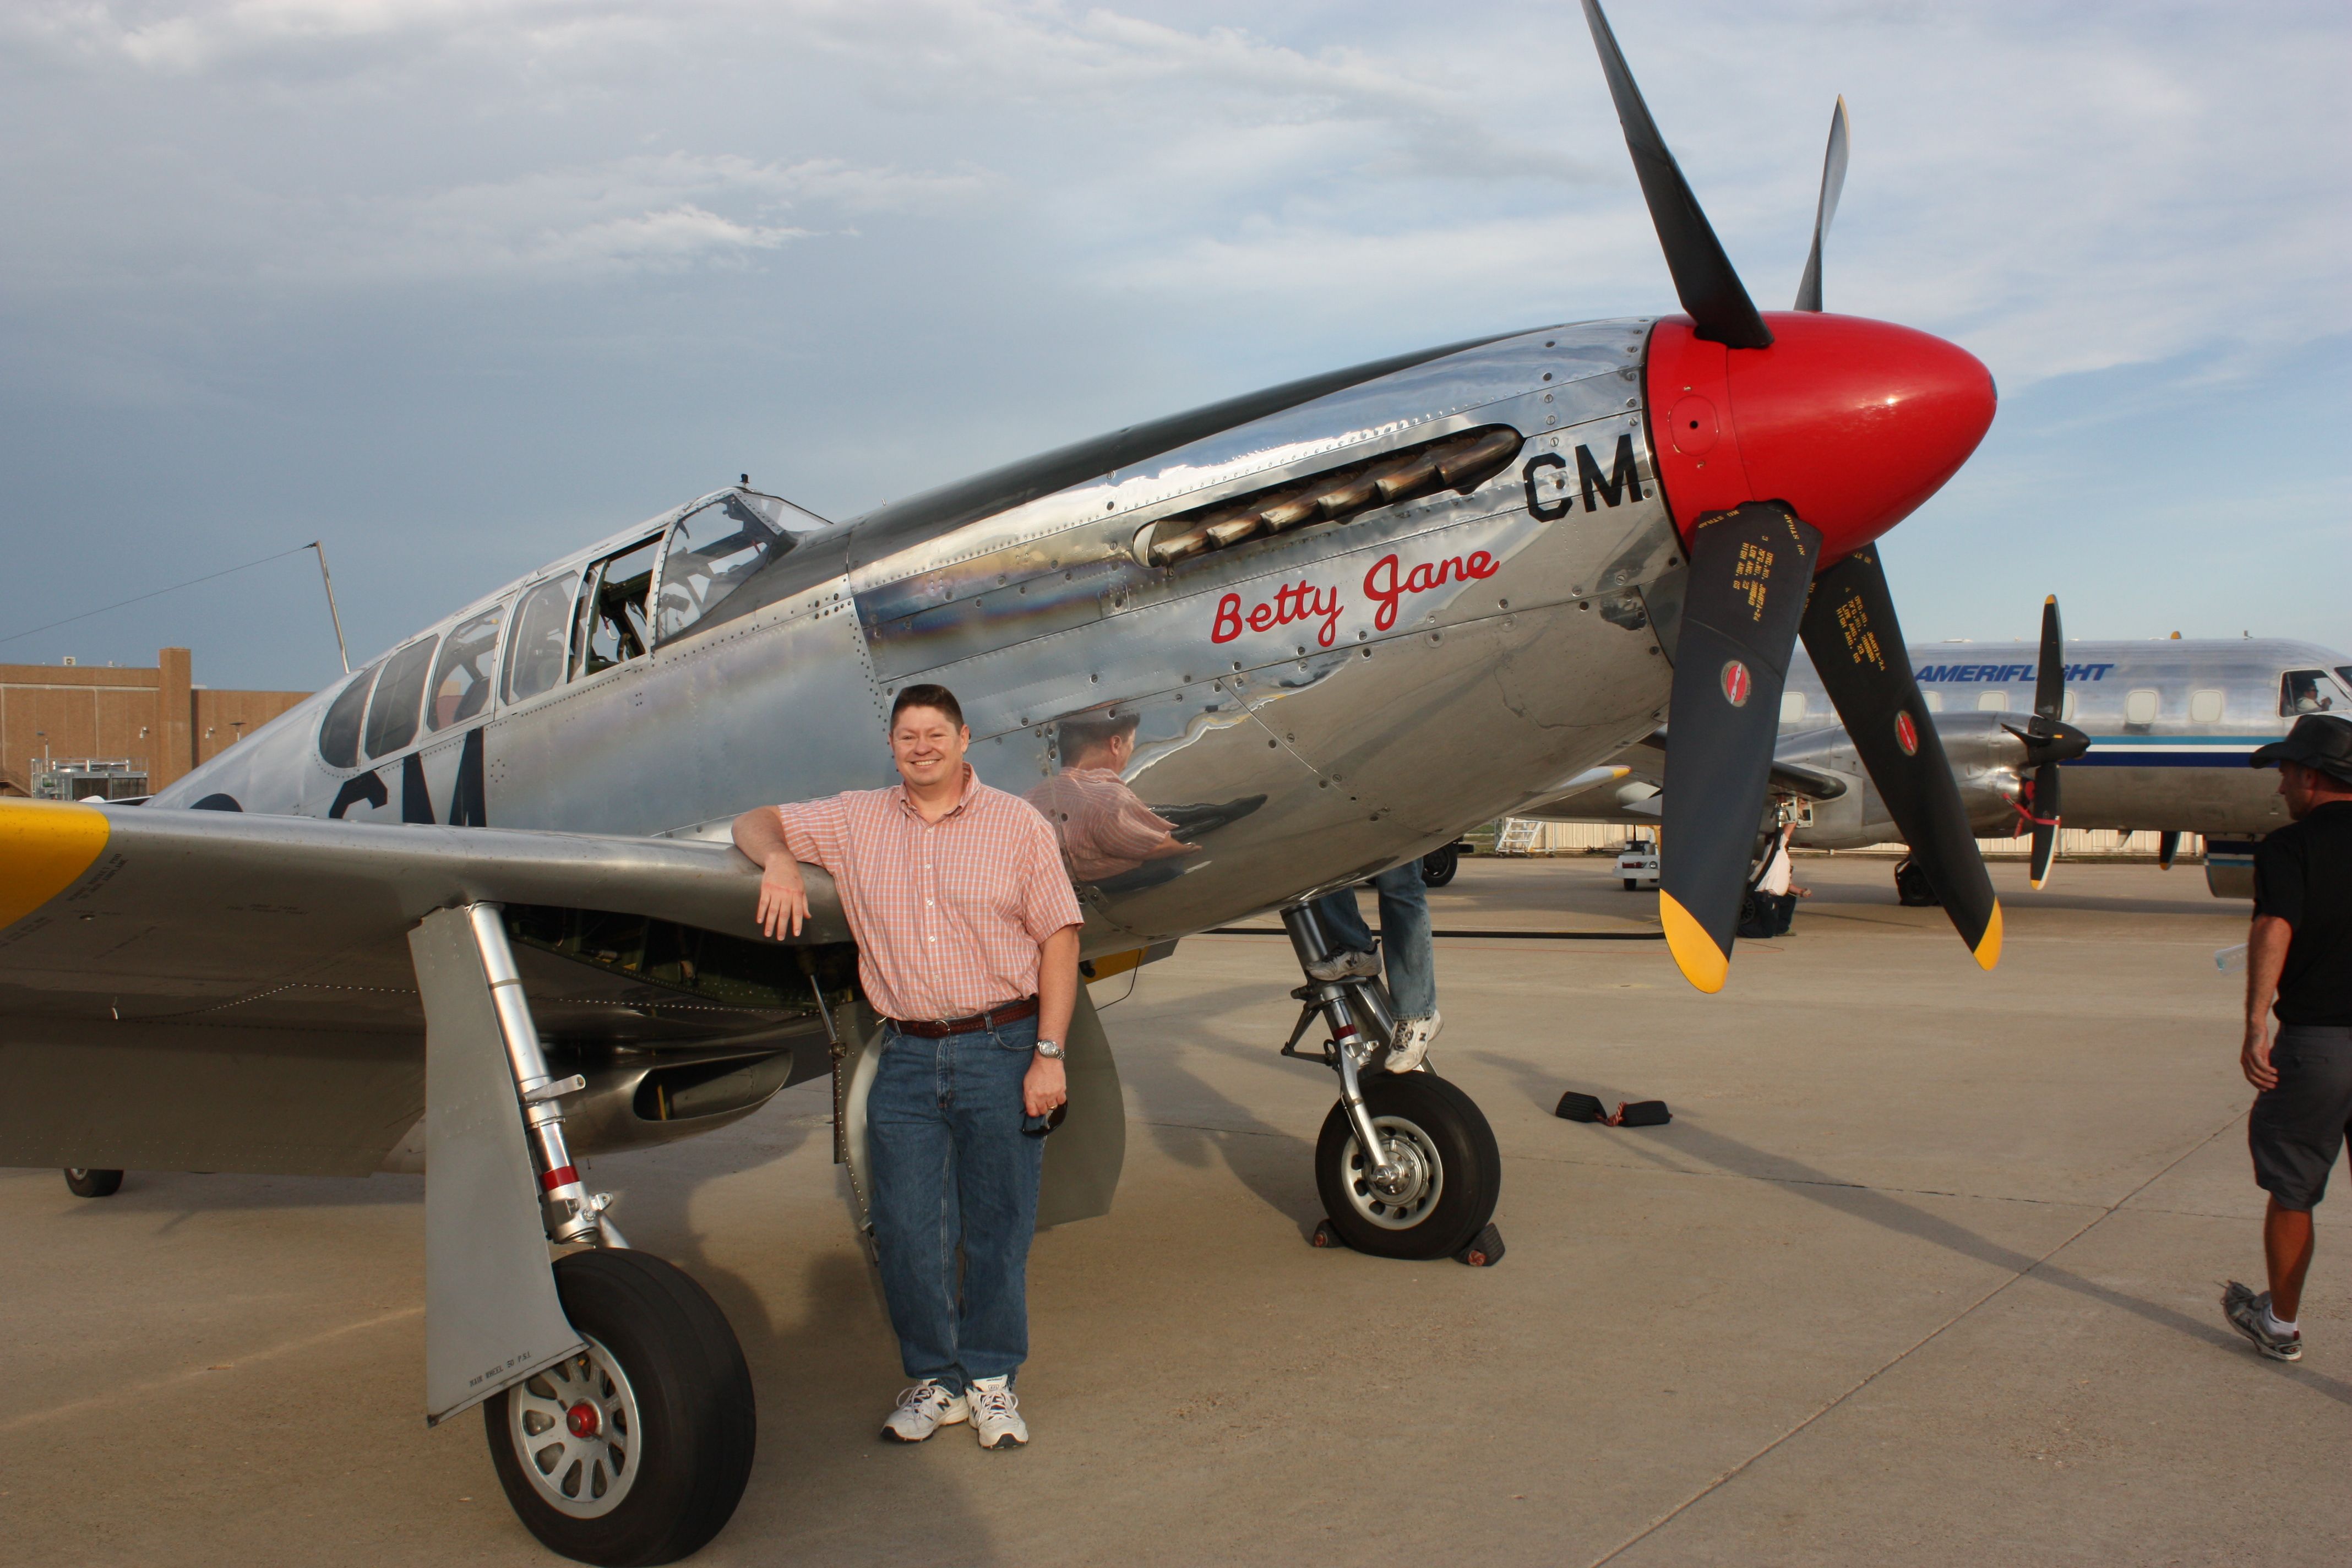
left=1645, top=312, right=1995, bottom=562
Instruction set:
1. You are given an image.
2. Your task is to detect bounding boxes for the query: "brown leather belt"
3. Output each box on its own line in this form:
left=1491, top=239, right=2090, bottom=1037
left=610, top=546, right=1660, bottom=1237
left=886, top=996, right=1039, bottom=1038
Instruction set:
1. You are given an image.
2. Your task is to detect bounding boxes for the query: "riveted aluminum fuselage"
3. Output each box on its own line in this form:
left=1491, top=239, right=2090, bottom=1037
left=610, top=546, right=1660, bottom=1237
left=155, top=322, right=1691, bottom=953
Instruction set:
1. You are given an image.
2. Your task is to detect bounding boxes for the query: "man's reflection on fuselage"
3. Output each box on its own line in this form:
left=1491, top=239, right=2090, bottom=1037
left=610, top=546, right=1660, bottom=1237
left=1028, top=714, right=1201, bottom=893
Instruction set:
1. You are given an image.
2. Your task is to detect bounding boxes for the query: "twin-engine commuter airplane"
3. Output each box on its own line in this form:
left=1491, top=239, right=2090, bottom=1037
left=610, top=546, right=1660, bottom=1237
left=0, top=7, right=2012, bottom=1563
left=1527, top=607, right=2351, bottom=899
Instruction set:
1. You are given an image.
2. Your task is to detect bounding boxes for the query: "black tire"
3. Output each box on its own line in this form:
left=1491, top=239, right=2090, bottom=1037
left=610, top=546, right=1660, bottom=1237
left=1419, top=845, right=1460, bottom=888
left=484, top=1249, right=755, bottom=1567
left=64, top=1168, right=123, bottom=1198
left=1893, top=859, right=1941, bottom=908
left=1315, top=1073, right=1500, bottom=1261
left=1623, top=878, right=1637, bottom=891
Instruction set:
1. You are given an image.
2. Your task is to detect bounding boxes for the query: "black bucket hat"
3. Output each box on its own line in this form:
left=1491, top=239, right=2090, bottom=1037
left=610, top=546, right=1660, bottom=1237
left=2251, top=714, right=2352, bottom=785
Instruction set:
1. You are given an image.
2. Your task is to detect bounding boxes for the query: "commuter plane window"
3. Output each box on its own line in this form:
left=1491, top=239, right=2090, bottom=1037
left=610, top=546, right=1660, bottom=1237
left=656, top=494, right=793, bottom=644
left=363, top=636, right=439, bottom=759
left=2124, top=688, right=2162, bottom=726
left=2061, top=692, right=2078, bottom=722
left=2281, top=670, right=2338, bottom=716
left=1921, top=690, right=1944, bottom=714
left=1975, top=690, right=2009, bottom=712
left=2188, top=688, right=2225, bottom=725
left=1779, top=692, right=1807, bottom=726
left=576, top=537, right=661, bottom=679
left=427, top=606, right=505, bottom=732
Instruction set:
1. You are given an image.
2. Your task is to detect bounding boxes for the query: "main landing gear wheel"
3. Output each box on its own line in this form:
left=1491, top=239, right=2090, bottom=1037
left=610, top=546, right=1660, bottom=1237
left=63, top=1168, right=124, bottom=1197
left=1315, top=1072, right=1500, bottom=1261
left=486, top=1249, right=756, bottom=1567
left=1420, top=844, right=1461, bottom=888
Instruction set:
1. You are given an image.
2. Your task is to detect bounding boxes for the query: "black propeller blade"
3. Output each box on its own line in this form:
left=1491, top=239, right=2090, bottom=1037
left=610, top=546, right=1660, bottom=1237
left=1793, top=98, right=1849, bottom=313
left=1659, top=503, right=1820, bottom=991
left=1798, top=545, right=2002, bottom=968
left=2001, top=595, right=2090, bottom=889
left=1578, top=0, right=1773, bottom=350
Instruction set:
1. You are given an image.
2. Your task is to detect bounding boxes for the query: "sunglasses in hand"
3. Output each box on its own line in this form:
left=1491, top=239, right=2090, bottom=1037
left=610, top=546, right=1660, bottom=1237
left=1022, top=1104, right=1068, bottom=1138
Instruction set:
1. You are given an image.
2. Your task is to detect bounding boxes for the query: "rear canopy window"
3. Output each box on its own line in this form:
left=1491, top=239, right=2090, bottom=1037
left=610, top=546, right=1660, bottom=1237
left=317, top=662, right=382, bottom=769
left=506, top=573, right=580, bottom=703
left=428, top=607, right=505, bottom=731
left=364, top=636, right=438, bottom=758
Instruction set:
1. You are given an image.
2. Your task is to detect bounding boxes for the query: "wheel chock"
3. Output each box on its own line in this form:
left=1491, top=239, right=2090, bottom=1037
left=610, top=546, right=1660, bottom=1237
left=1310, top=1217, right=1348, bottom=1249
left=1454, top=1222, right=1505, bottom=1267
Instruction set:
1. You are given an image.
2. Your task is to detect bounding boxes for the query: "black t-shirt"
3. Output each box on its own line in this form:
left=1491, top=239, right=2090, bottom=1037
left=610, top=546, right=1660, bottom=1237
left=2253, top=799, right=2352, bottom=1026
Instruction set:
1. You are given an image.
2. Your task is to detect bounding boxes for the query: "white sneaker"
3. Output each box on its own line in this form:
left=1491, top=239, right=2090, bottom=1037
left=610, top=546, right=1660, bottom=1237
left=881, top=1380, right=968, bottom=1442
left=1305, top=946, right=1382, bottom=983
left=1386, top=1010, right=1442, bottom=1073
left=968, top=1376, right=1028, bottom=1449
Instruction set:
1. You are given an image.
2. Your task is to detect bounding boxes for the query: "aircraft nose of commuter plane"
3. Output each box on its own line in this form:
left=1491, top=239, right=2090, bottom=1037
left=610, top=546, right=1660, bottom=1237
left=1645, top=311, right=1996, bottom=562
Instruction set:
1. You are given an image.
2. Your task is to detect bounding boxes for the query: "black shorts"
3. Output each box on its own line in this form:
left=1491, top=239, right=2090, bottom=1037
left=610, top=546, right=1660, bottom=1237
left=2249, top=1023, right=2352, bottom=1212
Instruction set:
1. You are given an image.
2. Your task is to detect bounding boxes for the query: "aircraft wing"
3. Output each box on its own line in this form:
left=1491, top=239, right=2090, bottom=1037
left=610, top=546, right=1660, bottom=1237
left=0, top=799, right=851, bottom=1174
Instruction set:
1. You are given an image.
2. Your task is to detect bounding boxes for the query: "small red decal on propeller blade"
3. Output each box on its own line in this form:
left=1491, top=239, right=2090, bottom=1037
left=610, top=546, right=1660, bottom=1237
left=1895, top=711, right=1919, bottom=755
left=1721, top=661, right=1751, bottom=707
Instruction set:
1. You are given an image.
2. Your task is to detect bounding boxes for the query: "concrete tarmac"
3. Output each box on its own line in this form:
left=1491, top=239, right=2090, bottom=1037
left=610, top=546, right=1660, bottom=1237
left=3, top=855, right=2345, bottom=1566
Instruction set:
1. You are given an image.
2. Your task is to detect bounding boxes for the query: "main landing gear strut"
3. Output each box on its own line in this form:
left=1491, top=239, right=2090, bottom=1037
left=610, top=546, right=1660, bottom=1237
left=410, top=904, right=754, bottom=1567
left=1277, top=902, right=1500, bottom=1262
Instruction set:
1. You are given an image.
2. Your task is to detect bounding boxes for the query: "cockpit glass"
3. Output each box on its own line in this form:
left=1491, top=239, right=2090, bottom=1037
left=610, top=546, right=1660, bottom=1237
left=578, top=538, right=659, bottom=679
left=2281, top=670, right=2338, bottom=717
left=317, top=661, right=381, bottom=769
left=506, top=573, right=580, bottom=703
left=363, top=636, right=438, bottom=758
left=656, top=496, right=791, bottom=644
left=427, top=606, right=505, bottom=732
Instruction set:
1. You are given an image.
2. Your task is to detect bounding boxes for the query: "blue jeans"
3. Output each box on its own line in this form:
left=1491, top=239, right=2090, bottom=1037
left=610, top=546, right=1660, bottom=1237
left=1314, top=860, right=1436, bottom=1017
left=866, top=1015, right=1044, bottom=1393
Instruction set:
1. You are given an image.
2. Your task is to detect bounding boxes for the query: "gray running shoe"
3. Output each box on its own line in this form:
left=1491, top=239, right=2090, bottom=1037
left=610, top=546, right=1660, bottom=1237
left=1304, top=946, right=1381, bottom=983
left=2222, top=1281, right=2302, bottom=1362
left=969, top=1376, right=1028, bottom=1449
left=881, top=1380, right=969, bottom=1441
left=1385, top=1010, right=1442, bottom=1074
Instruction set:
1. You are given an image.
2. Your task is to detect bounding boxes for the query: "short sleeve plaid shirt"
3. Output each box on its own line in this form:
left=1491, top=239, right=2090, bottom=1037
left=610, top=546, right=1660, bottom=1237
left=772, top=766, right=1083, bottom=1023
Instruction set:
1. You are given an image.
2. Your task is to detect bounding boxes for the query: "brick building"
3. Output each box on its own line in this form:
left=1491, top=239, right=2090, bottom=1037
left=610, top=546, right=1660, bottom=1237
left=0, top=649, right=314, bottom=797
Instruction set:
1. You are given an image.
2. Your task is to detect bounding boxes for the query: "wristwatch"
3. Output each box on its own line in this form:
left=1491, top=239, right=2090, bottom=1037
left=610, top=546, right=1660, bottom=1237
left=1034, top=1038, right=1065, bottom=1060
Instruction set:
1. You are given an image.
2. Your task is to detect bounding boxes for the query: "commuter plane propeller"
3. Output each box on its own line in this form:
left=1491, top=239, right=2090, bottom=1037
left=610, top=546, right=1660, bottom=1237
left=0, top=6, right=2007, bottom=1562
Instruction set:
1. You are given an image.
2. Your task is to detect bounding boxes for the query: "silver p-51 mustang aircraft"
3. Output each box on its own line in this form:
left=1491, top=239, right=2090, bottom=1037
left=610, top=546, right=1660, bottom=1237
left=0, top=7, right=2011, bottom=1562
left=1526, top=602, right=2351, bottom=898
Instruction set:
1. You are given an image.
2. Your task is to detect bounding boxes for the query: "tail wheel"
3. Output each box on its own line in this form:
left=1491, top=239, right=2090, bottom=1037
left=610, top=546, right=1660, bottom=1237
left=1315, top=1073, right=1500, bottom=1261
left=485, top=1249, right=755, bottom=1567
left=64, top=1168, right=124, bottom=1198
left=1893, top=858, right=1941, bottom=907
left=1419, top=845, right=1461, bottom=888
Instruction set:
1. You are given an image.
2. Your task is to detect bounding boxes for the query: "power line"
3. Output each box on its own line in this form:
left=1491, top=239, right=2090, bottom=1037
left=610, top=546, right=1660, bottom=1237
left=0, top=543, right=322, bottom=649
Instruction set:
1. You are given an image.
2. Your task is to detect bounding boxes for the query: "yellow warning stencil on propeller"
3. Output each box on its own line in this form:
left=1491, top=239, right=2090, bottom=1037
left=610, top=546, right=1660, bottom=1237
left=1973, top=900, right=2004, bottom=971
left=1659, top=890, right=1728, bottom=994
left=0, top=799, right=112, bottom=932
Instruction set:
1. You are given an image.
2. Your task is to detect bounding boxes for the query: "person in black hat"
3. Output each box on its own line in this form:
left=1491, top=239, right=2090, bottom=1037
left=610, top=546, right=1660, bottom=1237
left=2223, top=714, right=2352, bottom=1362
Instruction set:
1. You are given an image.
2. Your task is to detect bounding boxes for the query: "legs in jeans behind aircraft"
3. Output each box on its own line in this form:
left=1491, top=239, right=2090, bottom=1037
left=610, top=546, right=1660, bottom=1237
left=1310, top=860, right=1441, bottom=1072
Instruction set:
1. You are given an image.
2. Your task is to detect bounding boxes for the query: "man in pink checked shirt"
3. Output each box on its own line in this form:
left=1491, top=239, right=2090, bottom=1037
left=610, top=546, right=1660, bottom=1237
left=732, top=684, right=1082, bottom=1451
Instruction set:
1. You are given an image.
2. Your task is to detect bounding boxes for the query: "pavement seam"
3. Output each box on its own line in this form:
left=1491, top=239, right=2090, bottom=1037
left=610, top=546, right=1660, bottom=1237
left=1583, top=1106, right=2251, bottom=1568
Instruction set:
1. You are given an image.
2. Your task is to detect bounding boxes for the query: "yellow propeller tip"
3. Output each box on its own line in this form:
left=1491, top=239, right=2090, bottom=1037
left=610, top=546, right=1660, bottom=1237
left=1658, top=890, right=1728, bottom=994
left=1973, top=900, right=2004, bottom=971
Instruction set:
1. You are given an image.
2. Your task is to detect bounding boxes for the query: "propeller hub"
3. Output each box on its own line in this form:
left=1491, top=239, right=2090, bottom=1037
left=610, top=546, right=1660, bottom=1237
left=1646, top=311, right=1996, bottom=563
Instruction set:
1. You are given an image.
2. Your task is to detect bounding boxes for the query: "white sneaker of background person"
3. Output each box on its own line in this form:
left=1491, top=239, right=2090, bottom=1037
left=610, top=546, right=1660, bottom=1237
left=1386, top=1010, right=1442, bottom=1074
left=1304, top=943, right=1382, bottom=983
left=968, top=1376, right=1028, bottom=1449
left=881, top=1380, right=968, bottom=1442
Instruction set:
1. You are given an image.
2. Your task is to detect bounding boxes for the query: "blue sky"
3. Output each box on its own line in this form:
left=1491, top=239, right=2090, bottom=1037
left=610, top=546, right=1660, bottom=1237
left=2, top=0, right=2345, bottom=690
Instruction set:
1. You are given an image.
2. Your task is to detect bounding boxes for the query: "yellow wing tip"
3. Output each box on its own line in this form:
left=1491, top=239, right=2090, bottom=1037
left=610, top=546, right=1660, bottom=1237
left=1658, top=890, right=1728, bottom=994
left=1973, top=900, right=2003, bottom=970
left=0, top=798, right=113, bottom=931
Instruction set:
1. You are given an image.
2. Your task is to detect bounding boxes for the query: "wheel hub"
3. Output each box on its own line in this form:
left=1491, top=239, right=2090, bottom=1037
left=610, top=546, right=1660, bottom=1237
left=1344, top=1114, right=1445, bottom=1230
left=505, top=1332, right=641, bottom=1519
